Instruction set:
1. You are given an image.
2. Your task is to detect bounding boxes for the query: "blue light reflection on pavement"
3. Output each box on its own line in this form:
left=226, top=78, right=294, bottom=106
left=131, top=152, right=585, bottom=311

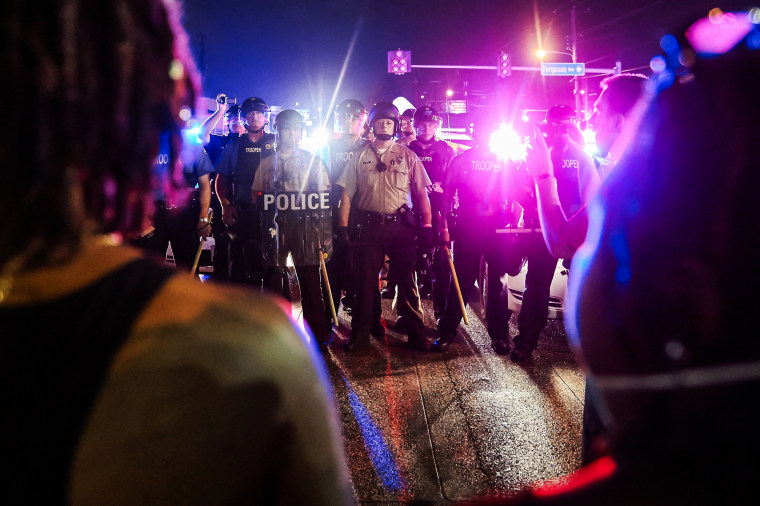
left=342, top=375, right=406, bottom=492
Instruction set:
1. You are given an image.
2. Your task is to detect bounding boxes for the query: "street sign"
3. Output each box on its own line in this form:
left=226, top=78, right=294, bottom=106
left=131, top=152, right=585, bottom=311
left=540, top=62, right=586, bottom=76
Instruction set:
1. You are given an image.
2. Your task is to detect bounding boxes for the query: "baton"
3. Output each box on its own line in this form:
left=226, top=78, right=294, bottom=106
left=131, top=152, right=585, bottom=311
left=190, top=210, right=213, bottom=277
left=495, top=228, right=542, bottom=234
left=318, top=242, right=338, bottom=325
left=443, top=245, right=469, bottom=325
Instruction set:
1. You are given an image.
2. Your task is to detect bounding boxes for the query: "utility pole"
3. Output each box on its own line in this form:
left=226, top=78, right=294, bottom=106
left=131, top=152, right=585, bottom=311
left=571, top=2, right=582, bottom=120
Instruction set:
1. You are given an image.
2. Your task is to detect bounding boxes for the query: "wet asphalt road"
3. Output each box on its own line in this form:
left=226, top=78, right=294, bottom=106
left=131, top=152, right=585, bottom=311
left=302, top=292, right=586, bottom=504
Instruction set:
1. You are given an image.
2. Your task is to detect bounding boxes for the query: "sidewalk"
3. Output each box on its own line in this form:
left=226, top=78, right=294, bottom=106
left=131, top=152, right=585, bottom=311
left=317, top=298, right=585, bottom=504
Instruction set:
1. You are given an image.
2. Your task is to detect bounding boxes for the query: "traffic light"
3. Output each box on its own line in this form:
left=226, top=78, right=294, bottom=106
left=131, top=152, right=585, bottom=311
left=497, top=51, right=511, bottom=78
left=388, top=50, right=412, bottom=75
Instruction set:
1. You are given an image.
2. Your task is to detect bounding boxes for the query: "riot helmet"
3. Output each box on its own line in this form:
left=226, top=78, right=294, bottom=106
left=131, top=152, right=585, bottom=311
left=368, top=102, right=399, bottom=140
left=273, top=109, right=304, bottom=131
left=399, top=108, right=415, bottom=137
left=414, top=106, right=442, bottom=143
left=224, top=104, right=242, bottom=121
left=240, top=97, right=270, bottom=133
left=224, top=105, right=245, bottom=135
left=272, top=109, right=303, bottom=150
left=334, top=99, right=367, bottom=135
left=413, top=106, right=442, bottom=125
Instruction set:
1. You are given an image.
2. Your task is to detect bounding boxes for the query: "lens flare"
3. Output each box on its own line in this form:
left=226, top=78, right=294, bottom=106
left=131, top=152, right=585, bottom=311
left=709, top=8, right=725, bottom=24
left=650, top=55, right=667, bottom=72
left=582, top=128, right=597, bottom=156
left=488, top=123, right=526, bottom=162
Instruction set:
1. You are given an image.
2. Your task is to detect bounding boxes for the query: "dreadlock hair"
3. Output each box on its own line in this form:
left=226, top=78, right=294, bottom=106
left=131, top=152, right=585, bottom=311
left=1, top=0, right=199, bottom=269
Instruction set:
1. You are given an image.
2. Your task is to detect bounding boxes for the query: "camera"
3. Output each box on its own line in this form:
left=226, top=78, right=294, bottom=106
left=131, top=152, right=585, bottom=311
left=218, top=95, right=227, bottom=105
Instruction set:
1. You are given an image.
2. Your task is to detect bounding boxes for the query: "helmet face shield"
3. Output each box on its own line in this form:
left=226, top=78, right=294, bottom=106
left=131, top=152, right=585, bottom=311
left=334, top=99, right=367, bottom=135
left=334, top=112, right=364, bottom=135
left=272, top=109, right=304, bottom=149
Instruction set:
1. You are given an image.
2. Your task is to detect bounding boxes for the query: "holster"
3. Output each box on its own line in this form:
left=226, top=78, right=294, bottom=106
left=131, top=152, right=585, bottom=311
left=399, top=204, right=419, bottom=228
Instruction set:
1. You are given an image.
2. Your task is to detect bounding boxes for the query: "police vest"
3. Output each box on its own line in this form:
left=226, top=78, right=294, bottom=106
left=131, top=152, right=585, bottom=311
left=408, top=139, right=453, bottom=183
left=232, top=134, right=275, bottom=205
left=552, top=144, right=585, bottom=218
left=449, top=147, right=513, bottom=220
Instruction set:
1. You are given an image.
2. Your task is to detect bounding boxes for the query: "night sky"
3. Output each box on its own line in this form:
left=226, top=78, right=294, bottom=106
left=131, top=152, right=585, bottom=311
left=180, top=0, right=748, bottom=125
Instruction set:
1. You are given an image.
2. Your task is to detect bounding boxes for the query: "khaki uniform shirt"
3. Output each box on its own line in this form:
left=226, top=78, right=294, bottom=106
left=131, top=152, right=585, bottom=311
left=251, top=148, right=330, bottom=194
left=337, top=142, right=431, bottom=214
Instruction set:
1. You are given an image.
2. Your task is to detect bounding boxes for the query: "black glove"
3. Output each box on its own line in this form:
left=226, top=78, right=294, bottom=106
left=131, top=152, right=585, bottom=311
left=415, top=227, right=436, bottom=274
left=335, top=226, right=349, bottom=248
left=417, top=226, right=435, bottom=248
left=415, top=248, right=433, bottom=274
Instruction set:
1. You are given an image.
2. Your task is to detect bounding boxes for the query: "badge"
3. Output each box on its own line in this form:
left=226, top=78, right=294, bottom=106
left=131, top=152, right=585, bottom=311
left=265, top=144, right=272, bottom=150
left=390, top=159, right=395, bottom=166
left=396, top=156, right=403, bottom=165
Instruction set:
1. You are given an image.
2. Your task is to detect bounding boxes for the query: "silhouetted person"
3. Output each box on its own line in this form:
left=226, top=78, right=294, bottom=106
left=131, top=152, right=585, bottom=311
left=0, top=2, right=351, bottom=504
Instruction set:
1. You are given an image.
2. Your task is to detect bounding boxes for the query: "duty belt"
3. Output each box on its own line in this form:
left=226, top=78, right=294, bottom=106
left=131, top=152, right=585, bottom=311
left=359, top=210, right=400, bottom=225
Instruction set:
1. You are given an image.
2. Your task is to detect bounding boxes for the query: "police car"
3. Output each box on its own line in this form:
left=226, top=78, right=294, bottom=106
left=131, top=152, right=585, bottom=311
left=477, top=257, right=569, bottom=320
left=505, top=260, right=569, bottom=319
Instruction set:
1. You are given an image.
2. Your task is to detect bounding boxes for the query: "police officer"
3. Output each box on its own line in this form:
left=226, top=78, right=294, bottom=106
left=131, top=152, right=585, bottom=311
left=200, top=98, right=246, bottom=280
left=215, top=97, right=275, bottom=287
left=199, top=94, right=245, bottom=165
left=396, top=108, right=416, bottom=147
left=252, top=109, right=332, bottom=348
left=511, top=105, right=599, bottom=362
left=435, top=120, right=523, bottom=353
left=408, top=106, right=456, bottom=319
left=325, top=99, right=369, bottom=315
left=336, top=102, right=435, bottom=352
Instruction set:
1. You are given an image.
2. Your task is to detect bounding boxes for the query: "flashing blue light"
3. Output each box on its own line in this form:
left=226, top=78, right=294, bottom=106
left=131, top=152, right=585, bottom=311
left=747, top=29, right=760, bottom=50
left=183, top=126, right=203, bottom=145
left=610, top=231, right=631, bottom=286
left=660, top=34, right=679, bottom=53
left=615, top=266, right=632, bottom=284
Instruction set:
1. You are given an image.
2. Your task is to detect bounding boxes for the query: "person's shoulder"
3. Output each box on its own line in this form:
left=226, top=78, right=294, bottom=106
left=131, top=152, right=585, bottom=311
left=437, top=138, right=456, bottom=154
left=348, top=142, right=373, bottom=161
left=406, top=139, right=421, bottom=151
left=354, top=138, right=371, bottom=150
left=390, top=142, right=415, bottom=157
left=128, top=272, right=312, bottom=380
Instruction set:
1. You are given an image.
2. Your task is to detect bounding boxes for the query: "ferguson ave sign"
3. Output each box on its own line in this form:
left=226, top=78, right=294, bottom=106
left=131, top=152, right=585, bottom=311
left=541, top=62, right=586, bottom=76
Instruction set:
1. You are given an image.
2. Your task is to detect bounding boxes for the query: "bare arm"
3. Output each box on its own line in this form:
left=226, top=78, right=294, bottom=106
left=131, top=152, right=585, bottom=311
left=197, top=173, right=212, bottom=238
left=199, top=94, right=228, bottom=145
left=527, top=126, right=588, bottom=258
left=215, top=173, right=237, bottom=227
left=338, top=188, right=350, bottom=227
left=415, top=184, right=432, bottom=228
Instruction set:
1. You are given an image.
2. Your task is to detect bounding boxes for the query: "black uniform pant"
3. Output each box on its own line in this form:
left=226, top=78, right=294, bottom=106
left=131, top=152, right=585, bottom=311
left=431, top=244, right=451, bottom=317
left=351, top=221, right=425, bottom=341
left=264, top=263, right=332, bottom=345
left=325, top=218, right=353, bottom=317
left=226, top=205, right=266, bottom=289
left=514, top=233, right=558, bottom=352
left=137, top=198, right=200, bottom=270
left=438, top=230, right=513, bottom=339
